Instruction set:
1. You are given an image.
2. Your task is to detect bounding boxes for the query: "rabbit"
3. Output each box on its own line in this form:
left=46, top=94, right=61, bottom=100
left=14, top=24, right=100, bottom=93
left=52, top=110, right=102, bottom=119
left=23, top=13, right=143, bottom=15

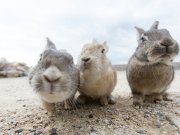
left=29, top=37, right=79, bottom=112
left=127, top=21, right=179, bottom=105
left=77, top=39, right=117, bottom=106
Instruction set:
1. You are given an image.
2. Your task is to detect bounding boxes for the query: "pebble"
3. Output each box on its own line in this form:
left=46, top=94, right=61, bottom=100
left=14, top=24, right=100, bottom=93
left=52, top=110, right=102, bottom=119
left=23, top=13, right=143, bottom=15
left=89, top=132, right=97, bottom=135
left=144, top=111, right=151, bottom=118
left=74, top=132, right=80, bottom=135
left=33, top=125, right=38, bottom=129
left=10, top=120, right=17, bottom=126
left=23, top=105, right=26, bottom=107
left=89, top=127, right=97, bottom=135
left=72, top=125, right=82, bottom=129
left=0, top=123, right=3, bottom=128
left=104, top=119, right=109, bottom=124
left=156, top=112, right=164, bottom=117
left=15, top=128, right=23, bottom=133
left=50, top=128, right=57, bottom=135
left=155, top=123, right=161, bottom=128
left=29, top=129, right=36, bottom=132
left=136, top=129, right=145, bottom=134
left=0, top=119, right=4, bottom=122
left=88, top=114, right=93, bottom=118
left=44, top=123, right=48, bottom=128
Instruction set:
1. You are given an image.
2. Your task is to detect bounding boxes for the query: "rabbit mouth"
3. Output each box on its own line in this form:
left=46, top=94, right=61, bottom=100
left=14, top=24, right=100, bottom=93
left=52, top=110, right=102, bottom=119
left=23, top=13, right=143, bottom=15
left=161, top=54, right=171, bottom=58
left=153, top=46, right=176, bottom=57
left=48, top=90, right=54, bottom=94
left=81, top=62, right=91, bottom=70
left=39, top=90, right=72, bottom=103
left=45, top=88, right=55, bottom=95
left=44, top=82, right=56, bottom=93
left=42, top=82, right=63, bottom=95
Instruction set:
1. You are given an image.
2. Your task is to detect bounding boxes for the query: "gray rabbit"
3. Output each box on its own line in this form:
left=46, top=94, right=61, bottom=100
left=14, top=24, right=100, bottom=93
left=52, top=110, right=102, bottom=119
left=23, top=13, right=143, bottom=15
left=29, top=38, right=79, bottom=112
left=127, top=21, right=179, bottom=105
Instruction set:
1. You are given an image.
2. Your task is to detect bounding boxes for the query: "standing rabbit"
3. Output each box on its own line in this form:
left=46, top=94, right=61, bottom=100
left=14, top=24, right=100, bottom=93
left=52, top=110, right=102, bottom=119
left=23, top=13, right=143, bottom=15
left=29, top=38, right=79, bottom=112
left=127, top=21, right=179, bottom=105
left=77, top=40, right=117, bottom=106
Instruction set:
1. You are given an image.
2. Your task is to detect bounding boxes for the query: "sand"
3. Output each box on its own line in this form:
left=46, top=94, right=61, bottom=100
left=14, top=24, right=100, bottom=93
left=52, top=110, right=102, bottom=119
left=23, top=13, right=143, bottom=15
left=0, top=71, right=180, bottom=135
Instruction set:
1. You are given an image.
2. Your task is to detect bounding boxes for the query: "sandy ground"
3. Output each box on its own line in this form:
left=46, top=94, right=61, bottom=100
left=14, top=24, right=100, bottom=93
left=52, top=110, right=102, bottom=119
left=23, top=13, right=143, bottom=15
left=0, top=71, right=180, bottom=135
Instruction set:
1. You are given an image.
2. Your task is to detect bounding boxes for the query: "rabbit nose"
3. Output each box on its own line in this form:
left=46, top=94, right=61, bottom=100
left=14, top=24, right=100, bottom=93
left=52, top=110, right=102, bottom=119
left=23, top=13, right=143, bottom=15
left=43, top=74, right=60, bottom=83
left=43, top=65, right=61, bottom=83
left=81, top=57, right=91, bottom=62
left=160, top=37, right=173, bottom=47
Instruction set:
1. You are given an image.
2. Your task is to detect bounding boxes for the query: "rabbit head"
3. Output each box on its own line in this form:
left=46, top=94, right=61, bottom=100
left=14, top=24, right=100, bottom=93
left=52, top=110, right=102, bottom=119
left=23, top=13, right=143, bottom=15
left=134, top=21, right=179, bottom=65
left=79, top=39, right=110, bottom=74
left=29, top=38, right=79, bottom=103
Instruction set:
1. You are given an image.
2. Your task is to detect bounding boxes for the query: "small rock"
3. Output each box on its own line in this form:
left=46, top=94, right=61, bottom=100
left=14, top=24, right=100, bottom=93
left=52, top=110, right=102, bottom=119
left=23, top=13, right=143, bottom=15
left=0, top=119, right=4, bottom=122
left=15, top=128, right=23, bottom=133
left=10, top=120, right=17, bottom=126
left=33, top=125, right=38, bottom=129
left=89, top=132, right=97, bottom=135
left=0, top=123, right=2, bottom=128
left=44, top=123, right=48, bottom=128
left=88, top=114, right=93, bottom=118
left=104, top=119, right=109, bottom=124
left=155, top=123, right=161, bottom=128
left=50, top=128, right=57, bottom=135
left=37, top=117, right=41, bottom=120
left=72, top=125, right=82, bottom=129
left=74, top=132, right=80, bottom=135
left=37, top=131, right=43, bottom=134
left=136, top=129, right=145, bottom=134
left=89, top=127, right=97, bottom=135
left=29, top=129, right=36, bottom=132
left=96, top=119, right=99, bottom=123
left=110, top=115, right=117, bottom=119
left=156, top=112, right=164, bottom=116
left=22, top=105, right=26, bottom=107
left=144, top=112, right=151, bottom=118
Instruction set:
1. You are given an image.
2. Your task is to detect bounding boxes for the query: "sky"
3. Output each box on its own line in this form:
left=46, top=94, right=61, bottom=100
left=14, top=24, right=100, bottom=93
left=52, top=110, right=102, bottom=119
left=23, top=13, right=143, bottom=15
left=0, top=0, right=180, bottom=66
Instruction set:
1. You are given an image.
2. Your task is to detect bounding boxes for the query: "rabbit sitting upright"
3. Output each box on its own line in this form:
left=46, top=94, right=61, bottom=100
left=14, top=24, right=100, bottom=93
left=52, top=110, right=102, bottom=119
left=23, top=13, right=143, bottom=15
left=77, top=40, right=117, bottom=106
left=29, top=38, right=79, bottom=112
left=127, top=21, right=179, bottom=105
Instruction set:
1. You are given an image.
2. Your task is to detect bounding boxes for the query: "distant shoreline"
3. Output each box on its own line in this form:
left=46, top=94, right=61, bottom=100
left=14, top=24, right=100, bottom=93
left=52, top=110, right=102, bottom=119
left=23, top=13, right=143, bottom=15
left=113, top=62, right=180, bottom=71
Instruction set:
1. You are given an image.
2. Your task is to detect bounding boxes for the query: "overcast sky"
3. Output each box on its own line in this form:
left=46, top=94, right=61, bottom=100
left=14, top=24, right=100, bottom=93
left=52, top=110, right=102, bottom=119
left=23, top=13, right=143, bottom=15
left=0, top=0, right=180, bottom=66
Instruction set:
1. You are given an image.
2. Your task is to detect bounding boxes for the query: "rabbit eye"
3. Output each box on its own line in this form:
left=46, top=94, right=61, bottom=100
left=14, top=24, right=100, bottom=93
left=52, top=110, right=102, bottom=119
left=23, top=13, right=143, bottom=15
left=140, top=33, right=148, bottom=42
left=140, top=36, right=147, bottom=42
left=101, top=49, right=105, bottom=53
left=38, top=57, right=42, bottom=63
left=38, top=54, right=43, bottom=62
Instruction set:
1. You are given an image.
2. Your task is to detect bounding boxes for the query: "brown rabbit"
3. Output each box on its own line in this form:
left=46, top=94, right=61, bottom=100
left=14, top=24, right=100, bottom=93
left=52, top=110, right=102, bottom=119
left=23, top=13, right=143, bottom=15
left=127, top=21, right=179, bottom=105
left=77, top=40, right=117, bottom=106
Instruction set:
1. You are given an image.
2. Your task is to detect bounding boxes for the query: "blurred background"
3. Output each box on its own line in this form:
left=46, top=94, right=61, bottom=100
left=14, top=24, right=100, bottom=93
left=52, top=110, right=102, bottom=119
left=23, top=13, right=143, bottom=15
left=0, top=0, right=180, bottom=66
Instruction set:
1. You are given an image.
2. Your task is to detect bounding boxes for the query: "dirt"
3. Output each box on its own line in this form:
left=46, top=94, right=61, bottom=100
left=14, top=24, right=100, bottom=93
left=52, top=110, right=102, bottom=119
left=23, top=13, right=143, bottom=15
left=0, top=71, right=180, bottom=135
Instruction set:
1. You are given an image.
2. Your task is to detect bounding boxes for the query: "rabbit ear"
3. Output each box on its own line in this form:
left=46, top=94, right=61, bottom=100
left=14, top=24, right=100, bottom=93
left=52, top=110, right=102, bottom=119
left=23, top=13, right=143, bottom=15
left=45, top=37, right=57, bottom=50
left=92, top=38, right=98, bottom=44
left=150, top=21, right=159, bottom=30
left=135, top=26, right=145, bottom=39
left=103, top=41, right=107, bottom=45
left=103, top=41, right=109, bottom=53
